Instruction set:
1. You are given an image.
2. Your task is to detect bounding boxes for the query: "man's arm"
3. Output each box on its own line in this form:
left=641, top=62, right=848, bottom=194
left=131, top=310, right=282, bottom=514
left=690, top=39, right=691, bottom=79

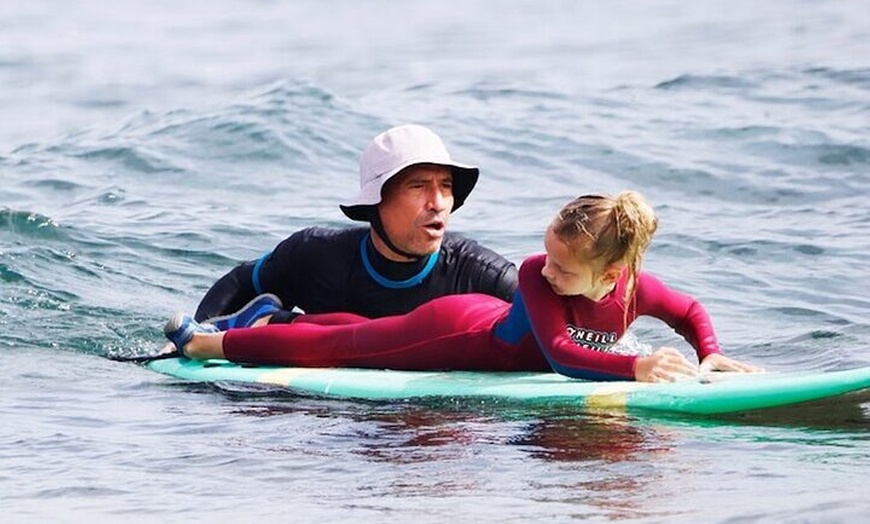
left=193, top=261, right=259, bottom=322
left=452, top=234, right=518, bottom=301
left=194, top=227, right=348, bottom=322
left=488, top=262, right=518, bottom=302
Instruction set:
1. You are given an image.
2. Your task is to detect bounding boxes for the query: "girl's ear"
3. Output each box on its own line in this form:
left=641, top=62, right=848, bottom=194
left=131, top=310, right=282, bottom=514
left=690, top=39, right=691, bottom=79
left=601, top=265, right=624, bottom=285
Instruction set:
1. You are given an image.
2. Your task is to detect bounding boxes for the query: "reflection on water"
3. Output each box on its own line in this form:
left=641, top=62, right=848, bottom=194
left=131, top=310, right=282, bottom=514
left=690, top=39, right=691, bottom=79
left=216, top=386, right=679, bottom=443
left=209, top=382, right=866, bottom=503
left=508, top=411, right=681, bottom=521
left=220, top=396, right=687, bottom=519
left=510, top=411, right=673, bottom=463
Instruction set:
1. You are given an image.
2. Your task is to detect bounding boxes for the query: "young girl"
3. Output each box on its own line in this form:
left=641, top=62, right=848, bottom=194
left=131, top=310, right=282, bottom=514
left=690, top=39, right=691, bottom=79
left=165, top=191, right=758, bottom=382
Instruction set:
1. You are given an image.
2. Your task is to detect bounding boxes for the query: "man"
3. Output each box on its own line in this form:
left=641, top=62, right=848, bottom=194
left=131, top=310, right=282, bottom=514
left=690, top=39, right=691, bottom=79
left=193, top=124, right=517, bottom=328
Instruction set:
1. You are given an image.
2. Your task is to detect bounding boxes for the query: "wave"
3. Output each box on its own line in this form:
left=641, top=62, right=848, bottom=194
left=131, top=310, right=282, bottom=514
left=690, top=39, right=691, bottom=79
left=655, top=74, right=757, bottom=91
left=804, top=67, right=870, bottom=90
left=0, top=207, right=65, bottom=240
left=656, top=67, right=870, bottom=94
left=6, top=79, right=380, bottom=181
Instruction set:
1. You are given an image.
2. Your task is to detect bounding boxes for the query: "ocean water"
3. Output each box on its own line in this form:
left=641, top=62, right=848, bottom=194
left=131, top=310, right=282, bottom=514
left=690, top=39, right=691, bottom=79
left=2, top=0, right=869, bottom=522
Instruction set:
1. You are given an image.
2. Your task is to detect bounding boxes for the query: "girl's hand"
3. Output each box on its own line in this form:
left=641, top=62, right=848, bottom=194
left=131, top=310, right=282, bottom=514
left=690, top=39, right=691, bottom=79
left=699, top=353, right=764, bottom=374
left=634, top=347, right=699, bottom=382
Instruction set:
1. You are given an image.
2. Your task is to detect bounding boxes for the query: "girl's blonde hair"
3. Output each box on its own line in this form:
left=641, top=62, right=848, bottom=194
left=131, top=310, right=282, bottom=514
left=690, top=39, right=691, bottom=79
left=551, top=191, right=658, bottom=314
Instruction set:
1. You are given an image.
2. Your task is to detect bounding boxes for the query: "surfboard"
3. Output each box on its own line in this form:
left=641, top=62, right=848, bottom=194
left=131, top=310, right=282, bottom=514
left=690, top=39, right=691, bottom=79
left=144, top=358, right=870, bottom=415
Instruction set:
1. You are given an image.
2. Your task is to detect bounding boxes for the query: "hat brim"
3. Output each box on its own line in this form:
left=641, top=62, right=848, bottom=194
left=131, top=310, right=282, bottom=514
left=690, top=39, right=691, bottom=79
left=340, top=163, right=479, bottom=222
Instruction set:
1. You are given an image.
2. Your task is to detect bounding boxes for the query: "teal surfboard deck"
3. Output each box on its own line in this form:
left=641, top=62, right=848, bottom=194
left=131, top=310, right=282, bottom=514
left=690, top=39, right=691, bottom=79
left=145, top=358, right=870, bottom=415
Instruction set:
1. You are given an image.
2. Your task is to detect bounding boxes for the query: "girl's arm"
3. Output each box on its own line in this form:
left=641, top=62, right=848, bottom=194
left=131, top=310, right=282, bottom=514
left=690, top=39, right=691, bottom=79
left=633, top=272, right=721, bottom=361
left=606, top=272, right=760, bottom=377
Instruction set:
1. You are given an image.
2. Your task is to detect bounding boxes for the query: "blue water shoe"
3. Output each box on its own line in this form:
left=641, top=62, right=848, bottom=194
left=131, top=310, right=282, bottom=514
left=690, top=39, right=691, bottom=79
left=204, top=293, right=283, bottom=331
left=164, top=313, right=217, bottom=358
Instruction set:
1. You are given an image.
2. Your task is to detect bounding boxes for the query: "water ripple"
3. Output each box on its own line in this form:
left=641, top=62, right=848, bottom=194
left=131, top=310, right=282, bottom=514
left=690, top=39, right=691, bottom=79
left=655, top=73, right=758, bottom=90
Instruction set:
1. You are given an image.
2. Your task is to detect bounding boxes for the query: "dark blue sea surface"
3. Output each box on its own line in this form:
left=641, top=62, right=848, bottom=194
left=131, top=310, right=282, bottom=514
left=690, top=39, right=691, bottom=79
left=2, top=1, right=869, bottom=522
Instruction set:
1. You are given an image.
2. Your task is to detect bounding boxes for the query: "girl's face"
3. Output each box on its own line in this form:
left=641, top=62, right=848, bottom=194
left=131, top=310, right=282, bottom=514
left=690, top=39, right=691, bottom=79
left=541, top=227, right=619, bottom=300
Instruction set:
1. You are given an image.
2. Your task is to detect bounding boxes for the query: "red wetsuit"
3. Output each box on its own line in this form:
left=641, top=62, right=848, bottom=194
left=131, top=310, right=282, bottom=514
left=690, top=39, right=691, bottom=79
left=222, top=254, right=721, bottom=381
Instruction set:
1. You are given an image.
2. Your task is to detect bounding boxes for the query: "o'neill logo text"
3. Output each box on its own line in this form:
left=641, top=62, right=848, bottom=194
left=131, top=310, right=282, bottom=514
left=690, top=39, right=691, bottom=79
left=566, top=324, right=618, bottom=351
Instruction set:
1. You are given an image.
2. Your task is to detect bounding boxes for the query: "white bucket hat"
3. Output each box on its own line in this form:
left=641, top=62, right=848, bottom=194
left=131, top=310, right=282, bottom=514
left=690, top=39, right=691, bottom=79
left=340, top=124, right=480, bottom=221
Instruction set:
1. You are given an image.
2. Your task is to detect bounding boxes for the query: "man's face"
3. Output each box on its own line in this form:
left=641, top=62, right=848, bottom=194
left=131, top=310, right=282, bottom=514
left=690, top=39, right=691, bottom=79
left=376, top=164, right=454, bottom=260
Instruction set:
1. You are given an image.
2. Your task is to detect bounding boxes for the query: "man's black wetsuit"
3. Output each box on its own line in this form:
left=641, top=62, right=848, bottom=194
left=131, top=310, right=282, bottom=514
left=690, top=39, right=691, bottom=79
left=194, top=227, right=518, bottom=322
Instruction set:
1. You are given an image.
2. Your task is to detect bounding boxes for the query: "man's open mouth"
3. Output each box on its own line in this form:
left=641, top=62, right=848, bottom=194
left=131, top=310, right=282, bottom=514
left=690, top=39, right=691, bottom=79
left=423, top=220, right=445, bottom=233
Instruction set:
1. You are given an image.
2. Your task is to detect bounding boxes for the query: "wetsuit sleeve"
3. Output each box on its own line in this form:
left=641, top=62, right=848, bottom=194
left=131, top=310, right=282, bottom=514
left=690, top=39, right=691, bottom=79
left=518, top=256, right=638, bottom=381
left=448, top=233, right=518, bottom=300
left=488, top=262, right=518, bottom=302
left=193, top=228, right=313, bottom=322
left=194, top=261, right=258, bottom=322
left=633, top=272, right=721, bottom=360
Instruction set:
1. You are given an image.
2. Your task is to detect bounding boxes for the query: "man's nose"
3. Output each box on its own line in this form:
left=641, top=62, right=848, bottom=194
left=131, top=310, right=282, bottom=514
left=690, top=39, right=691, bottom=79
left=427, top=186, right=451, bottom=211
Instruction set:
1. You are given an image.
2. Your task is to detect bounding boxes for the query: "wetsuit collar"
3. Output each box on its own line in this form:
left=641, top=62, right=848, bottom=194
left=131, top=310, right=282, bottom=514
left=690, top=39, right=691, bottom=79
left=360, top=233, right=439, bottom=289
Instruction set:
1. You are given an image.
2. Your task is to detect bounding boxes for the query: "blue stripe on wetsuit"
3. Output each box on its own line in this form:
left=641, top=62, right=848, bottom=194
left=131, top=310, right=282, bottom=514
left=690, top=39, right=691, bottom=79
left=359, top=234, right=439, bottom=289
left=252, top=252, right=270, bottom=294
left=493, top=291, right=532, bottom=344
